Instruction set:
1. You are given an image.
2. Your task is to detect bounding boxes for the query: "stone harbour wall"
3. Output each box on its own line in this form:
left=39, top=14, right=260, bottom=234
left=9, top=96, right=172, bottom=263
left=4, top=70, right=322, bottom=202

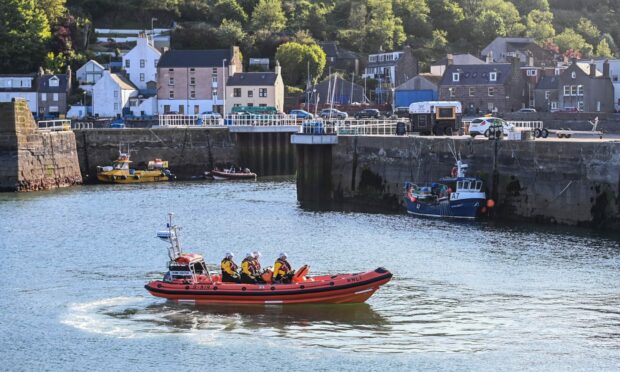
left=0, top=99, right=82, bottom=192
left=298, top=135, right=620, bottom=228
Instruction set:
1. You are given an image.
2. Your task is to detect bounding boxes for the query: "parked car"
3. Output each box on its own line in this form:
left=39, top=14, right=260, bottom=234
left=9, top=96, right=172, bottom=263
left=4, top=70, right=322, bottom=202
left=518, top=108, right=537, bottom=113
left=320, top=108, right=348, bottom=120
left=469, top=117, right=514, bottom=138
left=354, top=108, right=380, bottom=119
left=560, top=106, right=579, bottom=112
left=290, top=109, right=314, bottom=119
left=201, top=111, right=222, bottom=119
left=393, top=106, right=410, bottom=118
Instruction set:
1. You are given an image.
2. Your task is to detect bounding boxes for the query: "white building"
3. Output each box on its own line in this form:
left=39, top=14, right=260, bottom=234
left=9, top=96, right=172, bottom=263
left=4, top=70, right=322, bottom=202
left=0, top=74, right=38, bottom=113
left=128, top=96, right=157, bottom=117
left=92, top=71, right=138, bottom=117
left=594, top=59, right=620, bottom=111
left=122, top=33, right=161, bottom=91
left=76, top=60, right=105, bottom=84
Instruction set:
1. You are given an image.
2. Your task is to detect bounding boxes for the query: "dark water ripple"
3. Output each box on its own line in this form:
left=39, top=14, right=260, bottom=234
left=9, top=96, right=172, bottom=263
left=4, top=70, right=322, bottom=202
left=0, top=181, right=619, bottom=370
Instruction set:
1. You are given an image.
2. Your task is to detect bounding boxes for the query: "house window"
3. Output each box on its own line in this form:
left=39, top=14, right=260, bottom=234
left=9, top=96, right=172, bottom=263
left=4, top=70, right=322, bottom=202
left=113, top=90, right=118, bottom=98
left=233, top=88, right=241, bottom=97
left=469, top=87, right=475, bottom=97
left=53, top=93, right=58, bottom=101
left=488, top=87, right=495, bottom=96
left=190, top=90, right=195, bottom=99
left=125, top=60, right=130, bottom=68
left=578, top=101, right=584, bottom=111
left=140, top=73, right=145, bottom=82
left=212, top=74, right=217, bottom=83
left=168, top=68, right=174, bottom=73
left=154, top=59, right=158, bottom=67
left=169, top=77, right=174, bottom=85
left=555, top=68, right=561, bottom=76
left=49, top=77, right=59, bottom=87
left=259, top=88, right=267, bottom=97
left=597, top=101, right=601, bottom=112
left=571, top=71, right=576, bottom=79
left=449, top=87, right=455, bottom=98
left=194, top=105, right=200, bottom=114
left=140, top=59, right=145, bottom=68
left=259, top=104, right=267, bottom=107
left=545, top=91, right=550, bottom=100
left=247, top=103, right=254, bottom=107
left=41, top=93, right=46, bottom=101
left=563, top=86, right=571, bottom=96
left=212, top=89, right=218, bottom=98
left=248, top=90, right=253, bottom=98
left=233, top=104, right=241, bottom=108
left=190, top=77, right=196, bottom=85
left=526, top=69, right=537, bottom=76
left=213, top=67, right=217, bottom=73
left=551, top=101, right=558, bottom=109
left=164, top=105, right=170, bottom=113
left=571, top=85, right=577, bottom=96
left=114, top=103, right=119, bottom=110
left=489, top=72, right=497, bottom=82
left=577, top=85, right=583, bottom=96
left=169, top=90, right=174, bottom=99
left=190, top=68, right=195, bottom=73
left=613, top=75, right=619, bottom=82
left=452, top=73, right=459, bottom=82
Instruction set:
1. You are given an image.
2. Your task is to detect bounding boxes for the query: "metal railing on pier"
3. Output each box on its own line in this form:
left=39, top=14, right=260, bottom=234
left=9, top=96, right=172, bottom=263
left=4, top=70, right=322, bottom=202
left=157, top=114, right=299, bottom=127
left=298, top=119, right=401, bottom=136
left=71, top=122, right=94, bottom=130
left=37, top=119, right=71, bottom=131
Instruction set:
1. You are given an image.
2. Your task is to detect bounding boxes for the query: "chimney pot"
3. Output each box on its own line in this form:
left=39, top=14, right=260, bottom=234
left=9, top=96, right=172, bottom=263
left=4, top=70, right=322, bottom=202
left=603, top=59, right=610, bottom=78
left=590, top=63, right=597, bottom=78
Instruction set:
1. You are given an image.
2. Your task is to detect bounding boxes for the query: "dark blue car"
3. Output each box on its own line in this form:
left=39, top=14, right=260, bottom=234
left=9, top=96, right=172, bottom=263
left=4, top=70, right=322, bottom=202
left=290, top=109, right=314, bottom=119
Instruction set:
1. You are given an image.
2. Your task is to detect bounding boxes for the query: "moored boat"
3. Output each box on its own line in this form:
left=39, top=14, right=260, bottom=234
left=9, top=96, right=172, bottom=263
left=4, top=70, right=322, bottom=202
left=145, top=215, right=392, bottom=305
left=205, top=167, right=257, bottom=181
left=404, top=160, right=492, bottom=219
left=97, top=152, right=175, bottom=184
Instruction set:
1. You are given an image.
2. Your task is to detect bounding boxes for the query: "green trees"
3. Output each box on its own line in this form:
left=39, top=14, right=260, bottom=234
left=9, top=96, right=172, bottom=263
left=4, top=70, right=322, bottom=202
left=251, top=0, right=286, bottom=32
left=0, top=0, right=51, bottom=73
left=595, top=38, right=614, bottom=58
left=526, top=9, right=555, bottom=43
left=554, top=28, right=591, bottom=56
left=275, top=42, right=326, bottom=86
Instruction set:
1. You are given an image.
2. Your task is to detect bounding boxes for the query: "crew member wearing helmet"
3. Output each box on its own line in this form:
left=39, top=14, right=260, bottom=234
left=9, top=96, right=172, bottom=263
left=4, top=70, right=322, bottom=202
left=272, top=252, right=293, bottom=283
left=252, top=251, right=262, bottom=272
left=220, top=252, right=239, bottom=283
left=241, top=252, right=258, bottom=284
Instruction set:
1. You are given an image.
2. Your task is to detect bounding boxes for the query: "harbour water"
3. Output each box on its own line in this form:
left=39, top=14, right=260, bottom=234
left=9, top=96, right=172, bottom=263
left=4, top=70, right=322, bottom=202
left=1, top=180, right=619, bottom=370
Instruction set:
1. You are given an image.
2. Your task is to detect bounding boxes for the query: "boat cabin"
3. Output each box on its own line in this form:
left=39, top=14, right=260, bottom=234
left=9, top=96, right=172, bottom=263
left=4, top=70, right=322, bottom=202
left=456, top=179, right=483, bottom=193
left=165, top=253, right=207, bottom=282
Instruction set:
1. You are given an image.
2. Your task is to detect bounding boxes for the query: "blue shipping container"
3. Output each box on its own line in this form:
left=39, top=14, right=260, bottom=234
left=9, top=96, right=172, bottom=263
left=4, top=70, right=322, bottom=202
left=395, top=90, right=436, bottom=107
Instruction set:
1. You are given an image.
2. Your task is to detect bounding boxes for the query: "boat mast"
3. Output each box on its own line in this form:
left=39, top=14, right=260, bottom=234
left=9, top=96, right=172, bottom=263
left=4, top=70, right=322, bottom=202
left=157, top=213, right=182, bottom=260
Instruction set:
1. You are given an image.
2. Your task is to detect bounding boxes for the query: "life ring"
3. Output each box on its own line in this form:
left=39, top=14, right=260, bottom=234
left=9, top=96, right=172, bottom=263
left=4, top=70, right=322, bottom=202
left=451, top=167, right=458, bottom=178
left=292, top=265, right=310, bottom=283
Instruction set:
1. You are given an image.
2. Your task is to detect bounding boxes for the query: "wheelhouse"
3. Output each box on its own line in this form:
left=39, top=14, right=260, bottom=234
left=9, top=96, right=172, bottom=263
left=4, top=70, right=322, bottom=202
left=456, top=179, right=483, bottom=192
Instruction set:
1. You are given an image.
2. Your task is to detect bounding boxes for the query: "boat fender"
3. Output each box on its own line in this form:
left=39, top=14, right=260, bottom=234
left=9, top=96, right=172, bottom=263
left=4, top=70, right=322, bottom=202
left=451, top=167, right=458, bottom=178
left=292, top=265, right=310, bottom=283
left=486, top=199, right=495, bottom=208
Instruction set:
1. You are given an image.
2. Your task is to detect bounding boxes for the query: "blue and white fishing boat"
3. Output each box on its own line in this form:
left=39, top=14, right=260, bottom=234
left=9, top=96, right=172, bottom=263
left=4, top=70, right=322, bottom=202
left=404, top=161, right=488, bottom=219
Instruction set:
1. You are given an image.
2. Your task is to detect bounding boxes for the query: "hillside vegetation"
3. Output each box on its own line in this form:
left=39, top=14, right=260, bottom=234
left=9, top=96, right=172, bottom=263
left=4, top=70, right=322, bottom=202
left=2, top=0, right=619, bottom=82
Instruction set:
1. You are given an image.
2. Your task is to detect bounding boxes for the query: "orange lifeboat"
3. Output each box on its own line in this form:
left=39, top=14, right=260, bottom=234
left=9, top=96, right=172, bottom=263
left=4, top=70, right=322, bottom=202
left=145, top=266, right=392, bottom=305
left=147, top=214, right=392, bottom=304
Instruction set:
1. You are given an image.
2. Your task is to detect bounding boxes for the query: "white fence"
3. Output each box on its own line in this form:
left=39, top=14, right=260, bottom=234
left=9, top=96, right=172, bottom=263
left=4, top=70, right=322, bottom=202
left=38, top=120, right=71, bottom=131
left=298, top=119, right=402, bottom=136
left=157, top=114, right=299, bottom=128
left=508, top=120, right=544, bottom=129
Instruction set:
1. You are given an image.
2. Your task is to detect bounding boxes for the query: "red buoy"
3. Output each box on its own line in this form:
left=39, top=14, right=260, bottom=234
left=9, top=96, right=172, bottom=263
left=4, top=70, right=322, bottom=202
left=487, top=199, right=495, bottom=208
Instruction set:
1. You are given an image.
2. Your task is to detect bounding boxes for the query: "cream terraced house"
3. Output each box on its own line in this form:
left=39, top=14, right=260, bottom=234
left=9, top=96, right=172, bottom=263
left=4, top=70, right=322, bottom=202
left=225, top=63, right=284, bottom=113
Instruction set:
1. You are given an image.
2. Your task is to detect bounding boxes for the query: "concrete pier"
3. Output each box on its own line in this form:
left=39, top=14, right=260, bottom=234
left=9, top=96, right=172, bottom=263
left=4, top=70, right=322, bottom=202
left=0, top=99, right=82, bottom=192
left=295, top=134, right=620, bottom=228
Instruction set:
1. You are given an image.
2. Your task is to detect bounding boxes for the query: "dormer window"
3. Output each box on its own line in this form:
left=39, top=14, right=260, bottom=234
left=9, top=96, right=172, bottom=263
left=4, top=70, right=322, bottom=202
left=489, top=72, right=497, bottom=82
left=452, top=73, right=460, bottom=82
left=49, top=76, right=59, bottom=87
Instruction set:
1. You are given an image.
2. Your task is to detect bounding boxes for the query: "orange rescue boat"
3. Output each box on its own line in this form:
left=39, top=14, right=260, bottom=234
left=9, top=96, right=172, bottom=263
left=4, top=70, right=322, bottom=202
left=145, top=215, right=392, bottom=305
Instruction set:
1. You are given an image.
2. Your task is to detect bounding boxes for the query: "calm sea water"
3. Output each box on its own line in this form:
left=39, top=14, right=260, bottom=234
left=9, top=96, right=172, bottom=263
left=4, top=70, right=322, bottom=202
left=0, top=181, right=619, bottom=371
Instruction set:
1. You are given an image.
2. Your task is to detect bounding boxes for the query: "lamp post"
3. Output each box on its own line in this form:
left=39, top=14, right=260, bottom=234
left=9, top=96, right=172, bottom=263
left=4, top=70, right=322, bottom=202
left=222, top=58, right=227, bottom=115
left=151, top=17, right=158, bottom=37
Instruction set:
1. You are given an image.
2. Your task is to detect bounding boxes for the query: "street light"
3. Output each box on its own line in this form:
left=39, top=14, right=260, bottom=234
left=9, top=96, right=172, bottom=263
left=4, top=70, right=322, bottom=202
left=222, top=58, right=227, bottom=115
left=151, top=17, right=158, bottom=37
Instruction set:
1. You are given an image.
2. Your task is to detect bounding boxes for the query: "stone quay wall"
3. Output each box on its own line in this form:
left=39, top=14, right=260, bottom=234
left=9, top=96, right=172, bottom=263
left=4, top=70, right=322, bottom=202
left=297, top=135, right=620, bottom=228
left=0, top=99, right=82, bottom=192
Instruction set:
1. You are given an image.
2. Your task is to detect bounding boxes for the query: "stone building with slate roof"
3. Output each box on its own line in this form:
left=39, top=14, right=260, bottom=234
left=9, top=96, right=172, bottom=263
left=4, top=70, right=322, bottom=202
left=225, top=62, right=284, bottom=112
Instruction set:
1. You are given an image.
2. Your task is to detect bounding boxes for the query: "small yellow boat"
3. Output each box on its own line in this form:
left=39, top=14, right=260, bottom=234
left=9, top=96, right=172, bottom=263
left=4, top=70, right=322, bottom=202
left=97, top=153, right=175, bottom=184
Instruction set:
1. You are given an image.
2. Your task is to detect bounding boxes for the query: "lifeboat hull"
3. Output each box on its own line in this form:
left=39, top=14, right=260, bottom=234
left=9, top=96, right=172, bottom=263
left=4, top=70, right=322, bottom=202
left=145, top=268, right=392, bottom=305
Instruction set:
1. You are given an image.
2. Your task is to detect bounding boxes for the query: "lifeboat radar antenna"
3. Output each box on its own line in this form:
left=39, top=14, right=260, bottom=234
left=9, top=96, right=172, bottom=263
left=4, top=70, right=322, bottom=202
left=156, top=212, right=182, bottom=260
